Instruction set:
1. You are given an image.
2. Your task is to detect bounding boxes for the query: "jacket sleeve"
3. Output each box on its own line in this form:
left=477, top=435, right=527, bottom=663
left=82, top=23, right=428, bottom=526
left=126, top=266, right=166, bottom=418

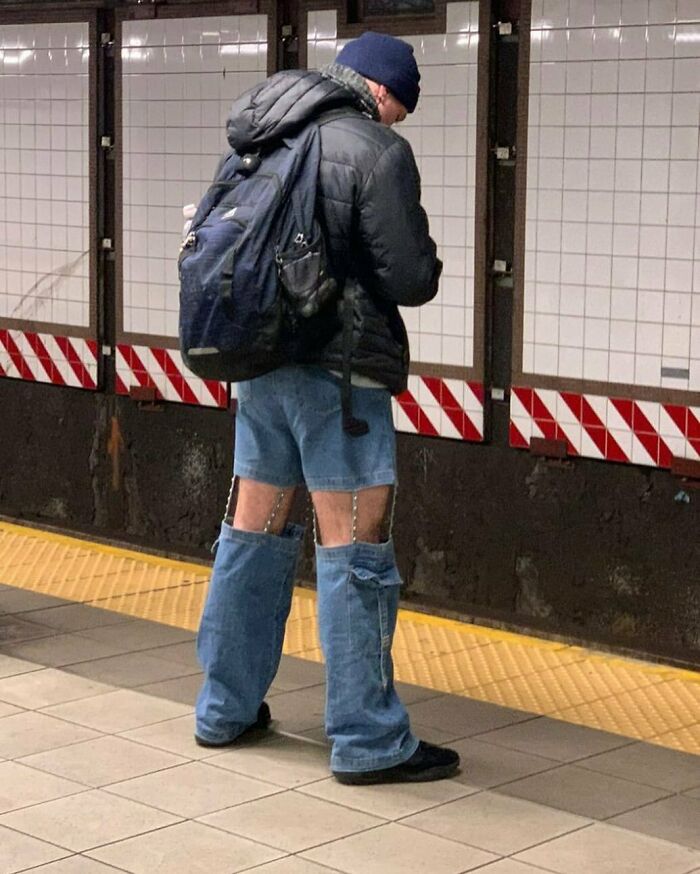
left=356, top=137, right=442, bottom=307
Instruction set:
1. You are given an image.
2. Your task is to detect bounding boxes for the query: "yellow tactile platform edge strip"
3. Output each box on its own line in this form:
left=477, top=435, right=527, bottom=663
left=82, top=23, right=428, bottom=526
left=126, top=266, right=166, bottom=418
left=1, top=520, right=698, bottom=756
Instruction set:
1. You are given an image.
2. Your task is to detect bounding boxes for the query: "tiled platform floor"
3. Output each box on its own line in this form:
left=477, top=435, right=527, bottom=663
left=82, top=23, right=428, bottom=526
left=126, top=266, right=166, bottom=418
left=1, top=587, right=699, bottom=874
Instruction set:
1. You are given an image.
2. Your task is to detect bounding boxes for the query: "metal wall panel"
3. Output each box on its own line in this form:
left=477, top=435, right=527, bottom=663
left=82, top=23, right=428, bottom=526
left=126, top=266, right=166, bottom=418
left=118, top=14, right=268, bottom=343
left=510, top=0, right=700, bottom=469
left=114, top=12, right=269, bottom=407
left=0, top=21, right=98, bottom=389
left=520, top=0, right=700, bottom=399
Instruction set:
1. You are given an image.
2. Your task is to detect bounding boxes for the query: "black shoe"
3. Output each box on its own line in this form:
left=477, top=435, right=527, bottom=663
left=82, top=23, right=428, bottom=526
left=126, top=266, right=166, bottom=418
left=194, top=702, right=272, bottom=748
left=332, top=741, right=460, bottom=785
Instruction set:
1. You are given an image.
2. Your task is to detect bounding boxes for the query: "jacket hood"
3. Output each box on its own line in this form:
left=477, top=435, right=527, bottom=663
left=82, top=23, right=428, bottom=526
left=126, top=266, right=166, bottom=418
left=226, top=69, right=369, bottom=153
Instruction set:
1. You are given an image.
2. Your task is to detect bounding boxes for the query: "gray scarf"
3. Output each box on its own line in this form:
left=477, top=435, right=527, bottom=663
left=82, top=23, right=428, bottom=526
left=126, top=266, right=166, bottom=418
left=320, top=63, right=380, bottom=122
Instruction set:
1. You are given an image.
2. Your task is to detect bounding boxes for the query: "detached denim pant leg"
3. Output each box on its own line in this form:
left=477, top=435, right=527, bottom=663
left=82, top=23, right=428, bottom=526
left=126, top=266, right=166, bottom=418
left=195, top=521, right=304, bottom=744
left=316, top=538, right=419, bottom=773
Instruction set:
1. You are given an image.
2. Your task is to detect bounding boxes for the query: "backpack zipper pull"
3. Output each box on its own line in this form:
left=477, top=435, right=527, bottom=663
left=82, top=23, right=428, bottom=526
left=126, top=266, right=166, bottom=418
left=240, top=152, right=261, bottom=175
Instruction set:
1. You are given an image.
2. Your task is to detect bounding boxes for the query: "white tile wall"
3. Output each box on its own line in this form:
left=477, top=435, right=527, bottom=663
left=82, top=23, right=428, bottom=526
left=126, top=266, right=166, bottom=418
left=0, top=23, right=90, bottom=328
left=525, top=0, right=700, bottom=392
left=121, top=15, right=268, bottom=338
left=308, top=1, right=480, bottom=371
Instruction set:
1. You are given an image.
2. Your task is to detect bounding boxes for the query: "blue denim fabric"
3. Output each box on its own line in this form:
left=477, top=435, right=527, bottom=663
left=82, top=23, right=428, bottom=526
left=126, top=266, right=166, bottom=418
left=195, top=523, right=303, bottom=743
left=196, top=365, right=418, bottom=771
left=233, top=366, right=396, bottom=491
left=317, top=538, right=419, bottom=772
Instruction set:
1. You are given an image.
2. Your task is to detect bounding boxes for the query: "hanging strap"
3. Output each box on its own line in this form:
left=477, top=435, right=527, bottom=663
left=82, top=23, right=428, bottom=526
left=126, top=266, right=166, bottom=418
left=341, top=285, right=369, bottom=437
left=313, top=108, right=371, bottom=437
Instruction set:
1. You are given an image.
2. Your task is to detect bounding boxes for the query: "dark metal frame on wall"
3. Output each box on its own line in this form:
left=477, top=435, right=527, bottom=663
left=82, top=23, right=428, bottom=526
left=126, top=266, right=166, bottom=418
left=483, top=0, right=520, bottom=441
left=300, top=0, right=447, bottom=42
left=354, top=0, right=438, bottom=19
left=510, top=0, right=700, bottom=409
left=0, top=7, right=99, bottom=343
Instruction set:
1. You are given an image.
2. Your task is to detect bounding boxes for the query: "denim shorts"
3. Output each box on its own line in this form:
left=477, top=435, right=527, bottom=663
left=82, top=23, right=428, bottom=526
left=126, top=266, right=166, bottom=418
left=233, top=366, right=396, bottom=491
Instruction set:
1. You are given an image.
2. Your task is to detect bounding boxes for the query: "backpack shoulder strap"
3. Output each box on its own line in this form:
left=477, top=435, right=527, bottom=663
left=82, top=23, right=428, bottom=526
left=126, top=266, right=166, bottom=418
left=307, top=107, right=370, bottom=437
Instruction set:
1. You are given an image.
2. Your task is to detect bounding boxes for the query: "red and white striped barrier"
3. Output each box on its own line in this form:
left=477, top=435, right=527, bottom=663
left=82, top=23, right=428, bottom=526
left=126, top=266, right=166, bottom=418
left=393, top=375, right=484, bottom=441
left=510, top=386, right=700, bottom=468
left=116, top=347, right=484, bottom=434
left=0, top=329, right=98, bottom=390
left=0, top=332, right=483, bottom=438
left=115, top=343, right=228, bottom=409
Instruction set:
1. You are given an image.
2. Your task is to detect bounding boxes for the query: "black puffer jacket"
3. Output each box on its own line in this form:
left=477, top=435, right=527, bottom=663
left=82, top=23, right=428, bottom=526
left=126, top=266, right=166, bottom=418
left=226, top=68, right=441, bottom=394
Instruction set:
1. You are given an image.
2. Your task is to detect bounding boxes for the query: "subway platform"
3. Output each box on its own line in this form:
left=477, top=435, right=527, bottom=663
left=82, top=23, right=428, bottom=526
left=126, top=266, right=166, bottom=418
left=0, top=520, right=699, bottom=874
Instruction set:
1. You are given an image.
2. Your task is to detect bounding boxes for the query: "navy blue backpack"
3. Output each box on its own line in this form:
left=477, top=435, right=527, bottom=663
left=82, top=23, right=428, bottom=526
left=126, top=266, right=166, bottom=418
left=178, top=122, right=336, bottom=383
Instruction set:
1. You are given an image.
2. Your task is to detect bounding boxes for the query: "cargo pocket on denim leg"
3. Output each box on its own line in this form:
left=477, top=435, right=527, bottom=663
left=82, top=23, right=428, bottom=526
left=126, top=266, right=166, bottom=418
left=347, top=565, right=402, bottom=691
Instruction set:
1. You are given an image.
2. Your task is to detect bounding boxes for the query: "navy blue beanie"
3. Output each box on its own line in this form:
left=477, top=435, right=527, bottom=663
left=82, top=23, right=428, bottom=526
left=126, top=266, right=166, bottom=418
left=335, top=31, right=420, bottom=113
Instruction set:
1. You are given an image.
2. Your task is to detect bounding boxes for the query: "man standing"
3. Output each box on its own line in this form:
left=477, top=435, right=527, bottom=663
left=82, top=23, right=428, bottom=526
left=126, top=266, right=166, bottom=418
left=195, top=31, right=460, bottom=784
